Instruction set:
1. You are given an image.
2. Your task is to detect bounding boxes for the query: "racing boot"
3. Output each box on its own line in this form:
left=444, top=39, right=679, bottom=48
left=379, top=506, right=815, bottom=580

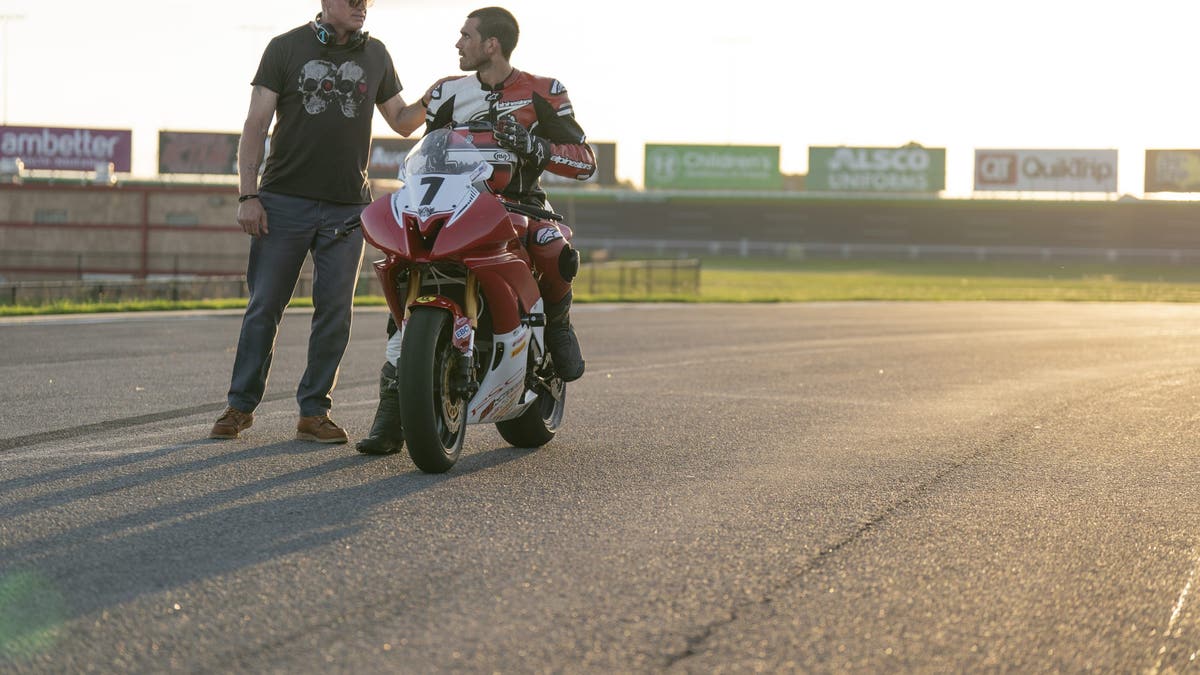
left=545, top=292, right=585, bottom=382
left=355, top=362, right=404, bottom=455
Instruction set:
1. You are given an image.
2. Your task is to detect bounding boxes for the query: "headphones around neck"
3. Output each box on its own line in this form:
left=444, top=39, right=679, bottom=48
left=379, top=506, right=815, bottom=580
left=311, top=13, right=368, bottom=50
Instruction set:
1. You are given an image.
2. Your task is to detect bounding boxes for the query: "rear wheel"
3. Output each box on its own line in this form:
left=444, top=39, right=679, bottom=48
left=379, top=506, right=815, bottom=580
left=495, top=376, right=565, bottom=448
left=398, top=307, right=466, bottom=473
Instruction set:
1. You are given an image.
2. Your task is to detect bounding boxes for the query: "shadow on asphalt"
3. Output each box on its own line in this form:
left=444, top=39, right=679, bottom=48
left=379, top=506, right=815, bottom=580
left=0, top=439, right=533, bottom=621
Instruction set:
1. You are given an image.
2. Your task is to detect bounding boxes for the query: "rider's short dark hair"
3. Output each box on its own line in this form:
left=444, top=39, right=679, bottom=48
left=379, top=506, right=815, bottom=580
left=468, top=7, right=519, bottom=59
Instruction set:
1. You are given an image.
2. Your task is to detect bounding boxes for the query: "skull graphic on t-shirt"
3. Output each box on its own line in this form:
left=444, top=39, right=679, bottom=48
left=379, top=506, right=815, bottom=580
left=298, top=59, right=367, bottom=118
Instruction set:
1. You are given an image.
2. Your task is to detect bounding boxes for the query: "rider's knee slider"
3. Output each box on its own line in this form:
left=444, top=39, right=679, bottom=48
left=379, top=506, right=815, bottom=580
left=559, top=246, right=580, bottom=282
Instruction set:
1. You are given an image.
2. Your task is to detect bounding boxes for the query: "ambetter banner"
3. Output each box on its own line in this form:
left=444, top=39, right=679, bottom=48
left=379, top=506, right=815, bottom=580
left=0, top=125, right=132, bottom=172
left=974, top=149, right=1118, bottom=192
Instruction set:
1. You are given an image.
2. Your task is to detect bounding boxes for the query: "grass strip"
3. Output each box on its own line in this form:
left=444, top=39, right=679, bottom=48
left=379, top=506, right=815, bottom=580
left=5, top=258, right=1200, bottom=315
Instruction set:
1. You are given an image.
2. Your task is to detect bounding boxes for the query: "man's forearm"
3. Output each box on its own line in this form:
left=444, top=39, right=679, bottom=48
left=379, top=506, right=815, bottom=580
left=393, top=97, right=428, bottom=137
left=238, top=123, right=268, bottom=195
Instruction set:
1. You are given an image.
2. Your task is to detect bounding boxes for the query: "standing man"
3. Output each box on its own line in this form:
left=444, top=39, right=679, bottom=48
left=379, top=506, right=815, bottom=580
left=210, top=0, right=430, bottom=443
left=356, top=6, right=596, bottom=455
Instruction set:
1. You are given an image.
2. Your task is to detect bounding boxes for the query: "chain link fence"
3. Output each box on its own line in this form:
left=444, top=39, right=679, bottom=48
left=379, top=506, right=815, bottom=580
left=0, top=258, right=701, bottom=307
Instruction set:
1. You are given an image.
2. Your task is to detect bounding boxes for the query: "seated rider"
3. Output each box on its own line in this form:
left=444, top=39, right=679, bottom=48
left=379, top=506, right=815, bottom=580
left=357, top=6, right=596, bottom=455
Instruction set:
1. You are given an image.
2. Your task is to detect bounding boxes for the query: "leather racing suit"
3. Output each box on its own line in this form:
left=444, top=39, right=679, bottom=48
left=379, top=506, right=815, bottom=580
left=359, top=69, right=596, bottom=455
left=425, top=69, right=596, bottom=303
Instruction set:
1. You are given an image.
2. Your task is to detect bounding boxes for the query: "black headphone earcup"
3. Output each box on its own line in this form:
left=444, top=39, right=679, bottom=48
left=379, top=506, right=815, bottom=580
left=312, top=20, right=367, bottom=50
left=313, top=21, right=332, bottom=45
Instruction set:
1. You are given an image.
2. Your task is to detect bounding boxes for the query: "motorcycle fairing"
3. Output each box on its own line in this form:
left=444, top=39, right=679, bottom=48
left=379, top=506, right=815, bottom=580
left=360, top=197, right=418, bottom=323
left=393, top=172, right=485, bottom=238
left=464, top=252, right=541, bottom=333
left=360, top=196, right=409, bottom=259
left=429, top=197, right=519, bottom=259
left=468, top=323, right=537, bottom=424
left=372, top=258, right=407, bottom=326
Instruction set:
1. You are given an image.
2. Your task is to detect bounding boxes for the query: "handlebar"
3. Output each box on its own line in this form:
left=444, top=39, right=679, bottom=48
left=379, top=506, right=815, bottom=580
left=459, top=120, right=495, bottom=133
left=334, top=214, right=362, bottom=239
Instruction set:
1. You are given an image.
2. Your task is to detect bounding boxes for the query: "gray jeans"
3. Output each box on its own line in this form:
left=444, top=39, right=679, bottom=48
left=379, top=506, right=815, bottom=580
left=226, top=190, right=365, bottom=417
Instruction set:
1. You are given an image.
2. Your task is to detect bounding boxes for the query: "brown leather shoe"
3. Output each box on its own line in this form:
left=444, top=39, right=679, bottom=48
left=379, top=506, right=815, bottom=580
left=210, top=406, right=253, bottom=439
left=296, top=414, right=349, bottom=444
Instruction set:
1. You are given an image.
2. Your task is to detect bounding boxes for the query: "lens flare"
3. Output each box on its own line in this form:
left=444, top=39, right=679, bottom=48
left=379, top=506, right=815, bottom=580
left=0, top=571, right=66, bottom=661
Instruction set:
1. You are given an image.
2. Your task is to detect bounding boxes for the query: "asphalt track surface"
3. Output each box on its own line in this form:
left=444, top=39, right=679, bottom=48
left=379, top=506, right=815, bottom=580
left=1, top=302, right=1199, bottom=673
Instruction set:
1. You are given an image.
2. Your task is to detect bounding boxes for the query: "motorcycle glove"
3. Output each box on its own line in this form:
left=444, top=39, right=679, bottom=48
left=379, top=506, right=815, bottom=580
left=495, top=117, right=549, bottom=166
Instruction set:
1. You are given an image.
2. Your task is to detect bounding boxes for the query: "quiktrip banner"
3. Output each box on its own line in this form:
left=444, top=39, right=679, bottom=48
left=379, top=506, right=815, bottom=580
left=807, top=146, right=946, bottom=192
left=0, top=125, right=132, bottom=172
left=975, top=149, right=1118, bottom=192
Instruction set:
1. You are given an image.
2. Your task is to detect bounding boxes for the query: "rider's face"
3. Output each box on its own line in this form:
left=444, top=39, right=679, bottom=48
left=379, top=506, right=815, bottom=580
left=455, top=18, right=491, bottom=71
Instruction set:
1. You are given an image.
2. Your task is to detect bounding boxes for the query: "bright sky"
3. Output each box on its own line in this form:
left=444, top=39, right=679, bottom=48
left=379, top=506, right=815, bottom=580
left=2, top=0, right=1198, bottom=195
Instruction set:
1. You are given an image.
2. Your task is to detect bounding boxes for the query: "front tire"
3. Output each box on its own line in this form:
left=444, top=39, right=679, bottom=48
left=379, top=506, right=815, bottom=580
left=398, top=307, right=466, bottom=473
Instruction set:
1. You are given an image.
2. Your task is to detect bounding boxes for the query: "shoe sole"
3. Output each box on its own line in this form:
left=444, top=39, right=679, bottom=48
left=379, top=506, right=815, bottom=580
left=210, top=418, right=252, bottom=440
left=296, top=432, right=348, bottom=444
left=209, top=425, right=250, bottom=440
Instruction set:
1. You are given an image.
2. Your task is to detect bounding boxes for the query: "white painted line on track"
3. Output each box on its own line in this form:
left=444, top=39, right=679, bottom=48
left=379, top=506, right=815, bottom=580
left=1149, top=547, right=1199, bottom=675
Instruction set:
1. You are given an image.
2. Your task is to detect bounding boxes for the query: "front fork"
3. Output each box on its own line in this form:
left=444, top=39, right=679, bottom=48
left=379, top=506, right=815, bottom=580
left=397, top=268, right=480, bottom=400
left=454, top=274, right=480, bottom=400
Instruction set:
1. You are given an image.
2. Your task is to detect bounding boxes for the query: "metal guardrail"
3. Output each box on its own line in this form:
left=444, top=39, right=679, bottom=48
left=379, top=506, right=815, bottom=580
left=0, top=250, right=245, bottom=279
left=0, top=277, right=250, bottom=306
left=0, top=259, right=703, bottom=306
left=4, top=236, right=1197, bottom=287
left=577, top=258, right=701, bottom=298
left=575, top=238, right=1200, bottom=264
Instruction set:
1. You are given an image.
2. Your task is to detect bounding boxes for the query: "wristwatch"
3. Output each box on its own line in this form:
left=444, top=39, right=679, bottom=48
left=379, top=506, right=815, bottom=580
left=238, top=194, right=259, bottom=203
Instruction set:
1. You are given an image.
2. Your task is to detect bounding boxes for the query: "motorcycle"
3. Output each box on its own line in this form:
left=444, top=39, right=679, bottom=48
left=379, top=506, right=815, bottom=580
left=347, top=123, right=568, bottom=473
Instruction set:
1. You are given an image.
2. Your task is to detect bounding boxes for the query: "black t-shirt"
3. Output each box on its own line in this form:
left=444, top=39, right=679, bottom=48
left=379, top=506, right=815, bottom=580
left=253, top=24, right=402, bottom=204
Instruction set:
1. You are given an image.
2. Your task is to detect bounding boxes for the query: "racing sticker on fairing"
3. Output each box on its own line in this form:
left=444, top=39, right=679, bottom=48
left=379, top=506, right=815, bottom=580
left=452, top=315, right=473, bottom=352
left=535, top=227, right=564, bottom=245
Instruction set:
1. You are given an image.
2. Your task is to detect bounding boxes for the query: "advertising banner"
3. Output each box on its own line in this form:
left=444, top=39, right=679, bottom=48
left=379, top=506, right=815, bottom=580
left=974, top=149, right=1118, bottom=192
left=367, top=137, right=420, bottom=180
left=158, top=131, right=241, bottom=175
left=370, top=138, right=619, bottom=185
left=644, top=144, right=781, bottom=190
left=807, top=146, right=945, bottom=192
left=0, top=125, right=132, bottom=171
left=1144, top=150, right=1200, bottom=192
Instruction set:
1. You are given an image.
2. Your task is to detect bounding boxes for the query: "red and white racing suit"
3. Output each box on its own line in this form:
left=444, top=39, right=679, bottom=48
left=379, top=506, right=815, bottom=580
left=425, top=69, right=596, bottom=304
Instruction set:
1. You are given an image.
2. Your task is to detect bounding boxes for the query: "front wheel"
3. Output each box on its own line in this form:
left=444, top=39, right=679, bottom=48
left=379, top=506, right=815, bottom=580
left=495, top=377, right=565, bottom=448
left=398, top=307, right=466, bottom=473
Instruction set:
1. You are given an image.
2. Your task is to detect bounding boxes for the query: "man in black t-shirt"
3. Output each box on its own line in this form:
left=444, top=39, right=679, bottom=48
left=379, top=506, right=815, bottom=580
left=210, top=0, right=435, bottom=444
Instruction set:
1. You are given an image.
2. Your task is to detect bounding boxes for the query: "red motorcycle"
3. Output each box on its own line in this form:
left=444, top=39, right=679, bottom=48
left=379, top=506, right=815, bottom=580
left=351, top=123, right=568, bottom=473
